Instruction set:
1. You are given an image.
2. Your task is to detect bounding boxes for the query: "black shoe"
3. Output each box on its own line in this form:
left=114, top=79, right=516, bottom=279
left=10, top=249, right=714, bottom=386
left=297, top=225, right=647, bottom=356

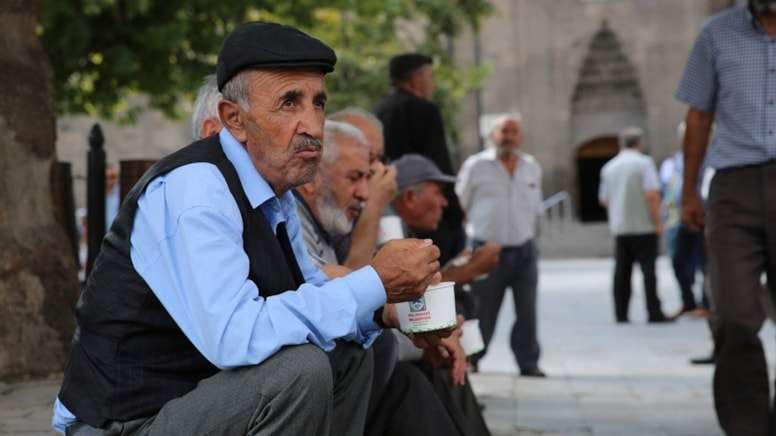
left=689, top=354, right=715, bottom=365
left=648, top=313, right=675, bottom=324
left=520, top=368, right=547, bottom=378
left=616, top=318, right=630, bottom=324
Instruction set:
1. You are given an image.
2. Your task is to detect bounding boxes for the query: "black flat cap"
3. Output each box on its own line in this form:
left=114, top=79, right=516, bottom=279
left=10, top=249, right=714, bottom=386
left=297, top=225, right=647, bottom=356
left=216, top=21, right=337, bottom=91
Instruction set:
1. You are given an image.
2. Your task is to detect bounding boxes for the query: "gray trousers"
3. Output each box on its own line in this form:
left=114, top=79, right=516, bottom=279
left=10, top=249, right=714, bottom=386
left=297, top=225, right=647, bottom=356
left=66, top=342, right=373, bottom=436
left=706, top=164, right=776, bottom=436
left=471, top=239, right=541, bottom=371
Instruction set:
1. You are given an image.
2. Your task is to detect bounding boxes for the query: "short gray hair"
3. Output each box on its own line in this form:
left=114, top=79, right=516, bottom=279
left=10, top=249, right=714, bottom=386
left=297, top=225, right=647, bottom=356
left=323, top=120, right=369, bottom=163
left=489, top=112, right=523, bottom=136
left=618, top=126, right=643, bottom=149
left=329, top=107, right=383, bottom=137
left=191, top=74, right=221, bottom=140
left=221, top=70, right=252, bottom=111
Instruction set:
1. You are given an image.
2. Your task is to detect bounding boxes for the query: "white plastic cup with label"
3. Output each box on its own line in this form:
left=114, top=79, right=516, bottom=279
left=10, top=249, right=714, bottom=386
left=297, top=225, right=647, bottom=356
left=377, top=216, right=404, bottom=245
left=395, top=281, right=457, bottom=334
left=460, top=319, right=485, bottom=356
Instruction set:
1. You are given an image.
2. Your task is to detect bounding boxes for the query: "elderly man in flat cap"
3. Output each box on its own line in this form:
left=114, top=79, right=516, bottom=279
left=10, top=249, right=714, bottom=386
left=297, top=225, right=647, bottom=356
left=52, top=22, right=443, bottom=436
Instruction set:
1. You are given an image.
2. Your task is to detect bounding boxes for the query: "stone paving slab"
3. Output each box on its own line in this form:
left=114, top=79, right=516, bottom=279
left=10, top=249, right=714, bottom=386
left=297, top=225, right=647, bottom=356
left=0, top=377, right=59, bottom=435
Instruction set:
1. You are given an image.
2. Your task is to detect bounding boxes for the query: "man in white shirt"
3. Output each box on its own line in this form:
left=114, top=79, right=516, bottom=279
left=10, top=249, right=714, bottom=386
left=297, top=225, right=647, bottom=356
left=456, top=113, right=545, bottom=377
left=599, top=126, right=670, bottom=324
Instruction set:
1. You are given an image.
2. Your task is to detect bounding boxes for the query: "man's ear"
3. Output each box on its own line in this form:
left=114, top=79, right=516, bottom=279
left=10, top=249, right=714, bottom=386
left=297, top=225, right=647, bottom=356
left=218, top=100, right=247, bottom=142
left=395, top=189, right=414, bottom=211
left=200, top=117, right=223, bottom=139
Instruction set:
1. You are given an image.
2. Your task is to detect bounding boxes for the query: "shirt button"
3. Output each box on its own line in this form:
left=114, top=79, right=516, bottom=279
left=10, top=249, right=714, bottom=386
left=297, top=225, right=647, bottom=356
left=770, top=130, right=774, bottom=135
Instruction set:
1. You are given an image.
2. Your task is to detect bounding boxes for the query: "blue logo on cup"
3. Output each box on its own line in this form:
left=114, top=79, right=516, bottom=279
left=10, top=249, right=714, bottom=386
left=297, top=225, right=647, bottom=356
left=409, top=297, right=427, bottom=313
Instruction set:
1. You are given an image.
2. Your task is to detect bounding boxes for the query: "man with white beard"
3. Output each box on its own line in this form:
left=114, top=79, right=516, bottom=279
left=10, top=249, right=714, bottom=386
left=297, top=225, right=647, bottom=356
left=294, top=120, right=472, bottom=436
left=294, top=121, right=370, bottom=270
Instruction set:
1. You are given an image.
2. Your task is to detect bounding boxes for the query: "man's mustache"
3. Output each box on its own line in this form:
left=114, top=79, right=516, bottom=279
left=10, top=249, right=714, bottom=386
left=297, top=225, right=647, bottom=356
left=293, top=136, right=323, bottom=153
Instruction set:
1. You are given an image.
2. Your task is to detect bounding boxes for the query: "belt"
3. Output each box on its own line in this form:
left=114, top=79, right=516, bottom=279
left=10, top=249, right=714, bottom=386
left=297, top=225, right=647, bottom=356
left=472, top=239, right=533, bottom=251
left=716, top=159, right=776, bottom=174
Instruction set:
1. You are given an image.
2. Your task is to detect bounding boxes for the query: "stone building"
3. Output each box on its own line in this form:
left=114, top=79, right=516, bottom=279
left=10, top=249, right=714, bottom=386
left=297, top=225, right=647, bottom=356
left=453, top=0, right=737, bottom=223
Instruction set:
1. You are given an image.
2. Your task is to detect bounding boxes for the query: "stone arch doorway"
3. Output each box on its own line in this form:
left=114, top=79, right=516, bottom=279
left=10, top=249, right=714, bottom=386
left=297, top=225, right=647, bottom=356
left=569, top=20, right=647, bottom=222
left=576, top=136, right=618, bottom=222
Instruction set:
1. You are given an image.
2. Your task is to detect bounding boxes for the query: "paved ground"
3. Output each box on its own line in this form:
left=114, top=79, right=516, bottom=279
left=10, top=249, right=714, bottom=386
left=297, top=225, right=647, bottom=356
left=472, top=257, right=775, bottom=436
left=2, top=257, right=774, bottom=435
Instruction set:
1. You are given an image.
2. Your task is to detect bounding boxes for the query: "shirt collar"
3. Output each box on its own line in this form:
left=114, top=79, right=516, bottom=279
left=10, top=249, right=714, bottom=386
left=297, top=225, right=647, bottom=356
left=292, top=190, right=333, bottom=245
left=219, top=128, right=276, bottom=209
left=482, top=147, right=499, bottom=160
left=745, top=5, right=770, bottom=36
left=620, top=148, right=641, bottom=156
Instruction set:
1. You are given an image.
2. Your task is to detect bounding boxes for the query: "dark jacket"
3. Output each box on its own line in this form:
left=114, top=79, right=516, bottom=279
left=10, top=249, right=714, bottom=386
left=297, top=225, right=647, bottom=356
left=373, top=88, right=465, bottom=264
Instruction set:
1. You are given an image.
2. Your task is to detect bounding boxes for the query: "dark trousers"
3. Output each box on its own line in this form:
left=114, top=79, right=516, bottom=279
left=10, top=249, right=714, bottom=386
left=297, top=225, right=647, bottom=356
left=613, top=233, right=663, bottom=321
left=366, top=332, right=490, bottom=436
left=367, top=330, right=398, bottom=425
left=66, top=343, right=372, bottom=436
left=471, top=240, right=540, bottom=371
left=416, top=363, right=492, bottom=436
left=366, top=362, right=463, bottom=436
left=672, top=224, right=708, bottom=310
left=706, top=164, right=776, bottom=436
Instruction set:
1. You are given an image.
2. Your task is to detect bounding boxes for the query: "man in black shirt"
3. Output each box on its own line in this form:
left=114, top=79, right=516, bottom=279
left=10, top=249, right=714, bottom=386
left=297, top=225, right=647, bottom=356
left=373, top=53, right=466, bottom=265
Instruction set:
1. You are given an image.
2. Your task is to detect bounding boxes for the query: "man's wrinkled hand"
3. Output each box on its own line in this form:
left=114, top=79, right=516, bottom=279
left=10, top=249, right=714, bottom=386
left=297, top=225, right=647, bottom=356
left=368, top=162, right=397, bottom=208
left=421, top=322, right=466, bottom=386
left=371, top=239, right=442, bottom=303
left=407, top=327, right=456, bottom=349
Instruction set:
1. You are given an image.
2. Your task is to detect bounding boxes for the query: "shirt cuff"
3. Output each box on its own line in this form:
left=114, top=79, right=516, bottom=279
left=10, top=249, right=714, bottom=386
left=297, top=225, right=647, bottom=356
left=341, top=266, right=387, bottom=345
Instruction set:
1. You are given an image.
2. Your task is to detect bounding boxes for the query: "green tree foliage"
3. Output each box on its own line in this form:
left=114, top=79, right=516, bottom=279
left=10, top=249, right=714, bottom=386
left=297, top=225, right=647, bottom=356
left=39, top=0, right=490, bottom=142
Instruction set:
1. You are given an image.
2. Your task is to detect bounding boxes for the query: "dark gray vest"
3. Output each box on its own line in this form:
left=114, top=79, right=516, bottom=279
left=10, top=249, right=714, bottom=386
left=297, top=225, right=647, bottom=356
left=59, top=134, right=304, bottom=427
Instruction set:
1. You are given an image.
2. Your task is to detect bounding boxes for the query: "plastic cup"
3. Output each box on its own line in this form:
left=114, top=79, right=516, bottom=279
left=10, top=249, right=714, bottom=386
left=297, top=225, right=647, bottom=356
left=460, top=319, right=485, bottom=356
left=395, top=281, right=457, bottom=334
left=377, top=216, right=404, bottom=245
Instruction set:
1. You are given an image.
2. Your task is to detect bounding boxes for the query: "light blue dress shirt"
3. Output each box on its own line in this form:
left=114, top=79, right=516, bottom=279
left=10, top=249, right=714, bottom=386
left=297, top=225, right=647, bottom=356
left=676, top=6, right=776, bottom=169
left=52, top=129, right=386, bottom=433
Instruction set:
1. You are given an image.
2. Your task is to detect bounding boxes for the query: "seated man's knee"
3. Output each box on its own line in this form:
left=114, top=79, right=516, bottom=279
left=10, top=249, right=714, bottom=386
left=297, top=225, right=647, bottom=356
left=291, top=344, right=333, bottom=388
left=263, top=344, right=333, bottom=401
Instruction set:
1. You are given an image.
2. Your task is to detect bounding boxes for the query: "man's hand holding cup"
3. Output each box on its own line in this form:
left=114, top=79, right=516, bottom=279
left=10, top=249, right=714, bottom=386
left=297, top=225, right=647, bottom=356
left=371, top=238, right=441, bottom=303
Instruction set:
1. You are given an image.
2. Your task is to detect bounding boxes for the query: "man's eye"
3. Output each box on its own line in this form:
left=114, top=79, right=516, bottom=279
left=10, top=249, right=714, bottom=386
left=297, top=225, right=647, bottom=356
left=282, top=100, right=295, bottom=108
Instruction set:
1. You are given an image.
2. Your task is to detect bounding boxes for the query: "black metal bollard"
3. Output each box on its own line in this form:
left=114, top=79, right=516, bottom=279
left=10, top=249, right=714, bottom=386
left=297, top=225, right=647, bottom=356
left=86, top=123, right=106, bottom=276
